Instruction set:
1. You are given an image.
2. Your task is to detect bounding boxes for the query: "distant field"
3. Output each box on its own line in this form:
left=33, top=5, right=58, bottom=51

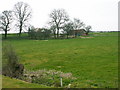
left=2, top=32, right=118, bottom=88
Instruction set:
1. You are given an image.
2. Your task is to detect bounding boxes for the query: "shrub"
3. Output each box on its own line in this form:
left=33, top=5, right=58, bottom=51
left=28, top=27, right=51, bottom=40
left=2, top=44, right=24, bottom=78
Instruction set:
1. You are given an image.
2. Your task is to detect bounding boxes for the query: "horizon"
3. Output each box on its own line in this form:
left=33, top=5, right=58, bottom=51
left=0, top=30, right=119, bottom=35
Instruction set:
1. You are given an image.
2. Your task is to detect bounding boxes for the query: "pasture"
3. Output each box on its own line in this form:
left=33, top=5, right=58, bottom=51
left=2, top=32, right=118, bottom=88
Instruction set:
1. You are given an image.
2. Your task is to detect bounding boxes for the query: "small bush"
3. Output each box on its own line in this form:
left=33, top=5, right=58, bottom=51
left=28, top=27, right=51, bottom=40
left=2, top=44, right=24, bottom=78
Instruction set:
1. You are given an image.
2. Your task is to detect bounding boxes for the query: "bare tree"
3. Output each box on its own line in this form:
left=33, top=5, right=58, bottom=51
left=0, top=10, right=12, bottom=39
left=49, top=25, right=57, bottom=39
left=49, top=9, right=69, bottom=38
left=73, top=18, right=85, bottom=30
left=13, top=2, right=32, bottom=36
left=85, top=25, right=92, bottom=35
left=63, top=22, right=74, bottom=39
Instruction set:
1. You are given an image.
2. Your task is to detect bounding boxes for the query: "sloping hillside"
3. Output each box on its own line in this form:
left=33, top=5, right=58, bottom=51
left=2, top=75, right=50, bottom=88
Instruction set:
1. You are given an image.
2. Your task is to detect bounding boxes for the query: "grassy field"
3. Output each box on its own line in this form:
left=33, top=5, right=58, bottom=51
left=2, top=32, right=118, bottom=88
left=2, top=75, right=50, bottom=88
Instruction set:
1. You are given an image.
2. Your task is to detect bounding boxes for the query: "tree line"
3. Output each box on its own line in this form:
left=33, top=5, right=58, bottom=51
left=0, top=2, right=92, bottom=39
left=0, top=2, right=31, bottom=39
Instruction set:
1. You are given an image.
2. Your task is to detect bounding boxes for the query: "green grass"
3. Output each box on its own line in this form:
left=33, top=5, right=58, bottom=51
left=2, top=75, right=50, bottom=88
left=2, top=32, right=118, bottom=88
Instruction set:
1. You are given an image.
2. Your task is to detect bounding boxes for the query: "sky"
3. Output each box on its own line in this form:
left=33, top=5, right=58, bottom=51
left=0, top=0, right=119, bottom=32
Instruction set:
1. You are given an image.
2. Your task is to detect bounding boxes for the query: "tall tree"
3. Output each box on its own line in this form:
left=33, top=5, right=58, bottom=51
left=0, top=10, right=12, bottom=39
left=85, top=25, right=92, bottom=35
left=49, top=9, right=69, bottom=38
left=13, top=2, right=32, bottom=36
left=63, top=22, right=74, bottom=39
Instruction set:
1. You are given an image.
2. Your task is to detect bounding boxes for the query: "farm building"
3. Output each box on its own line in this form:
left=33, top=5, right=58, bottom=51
left=70, top=29, right=87, bottom=36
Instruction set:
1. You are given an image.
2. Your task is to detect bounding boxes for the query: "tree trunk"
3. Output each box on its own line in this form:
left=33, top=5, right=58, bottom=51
left=19, top=25, right=22, bottom=36
left=4, top=25, right=8, bottom=39
left=86, top=32, right=88, bottom=35
left=5, top=30, right=7, bottom=39
left=56, top=27, right=59, bottom=38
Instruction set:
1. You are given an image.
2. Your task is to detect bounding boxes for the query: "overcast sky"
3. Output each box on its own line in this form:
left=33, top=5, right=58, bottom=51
left=0, top=0, right=119, bottom=32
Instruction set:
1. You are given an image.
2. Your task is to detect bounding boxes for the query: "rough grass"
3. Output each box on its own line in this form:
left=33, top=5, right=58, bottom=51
left=2, top=75, right=50, bottom=88
left=2, top=32, right=118, bottom=88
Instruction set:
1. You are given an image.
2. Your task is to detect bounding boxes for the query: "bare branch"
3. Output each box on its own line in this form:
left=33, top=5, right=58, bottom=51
left=49, top=9, right=69, bottom=38
left=13, top=2, right=32, bottom=36
left=73, top=18, right=85, bottom=30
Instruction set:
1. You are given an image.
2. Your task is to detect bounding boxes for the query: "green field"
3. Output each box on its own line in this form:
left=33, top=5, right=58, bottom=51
left=2, top=32, right=118, bottom=88
left=2, top=75, right=49, bottom=88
